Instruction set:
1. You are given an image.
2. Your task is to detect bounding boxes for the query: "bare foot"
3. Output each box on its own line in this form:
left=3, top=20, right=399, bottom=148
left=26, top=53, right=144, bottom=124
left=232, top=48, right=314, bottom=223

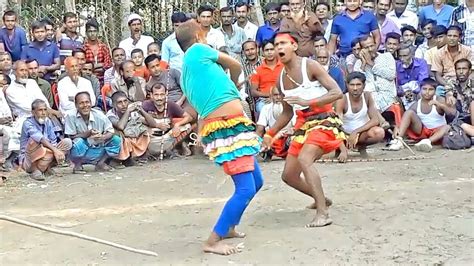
left=306, top=213, right=333, bottom=228
left=306, top=197, right=333, bottom=209
left=203, top=241, right=241, bottom=256
left=224, top=228, right=246, bottom=239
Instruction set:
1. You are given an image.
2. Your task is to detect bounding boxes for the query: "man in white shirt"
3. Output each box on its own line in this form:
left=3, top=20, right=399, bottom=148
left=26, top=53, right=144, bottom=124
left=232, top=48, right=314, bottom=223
left=119, top=14, right=155, bottom=59
left=197, top=4, right=225, bottom=50
left=57, top=57, right=96, bottom=115
left=234, top=2, right=259, bottom=41
left=162, top=12, right=188, bottom=72
left=387, top=0, right=419, bottom=29
left=5, top=61, right=51, bottom=118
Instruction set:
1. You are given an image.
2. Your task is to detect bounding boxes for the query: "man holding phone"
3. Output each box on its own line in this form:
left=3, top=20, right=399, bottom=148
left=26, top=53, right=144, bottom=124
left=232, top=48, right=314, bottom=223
left=280, top=0, right=323, bottom=57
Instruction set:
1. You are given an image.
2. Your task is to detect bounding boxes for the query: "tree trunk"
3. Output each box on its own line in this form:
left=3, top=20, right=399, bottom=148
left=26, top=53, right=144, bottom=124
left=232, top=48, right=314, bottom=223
left=121, top=0, right=131, bottom=39
left=65, top=0, right=76, bottom=12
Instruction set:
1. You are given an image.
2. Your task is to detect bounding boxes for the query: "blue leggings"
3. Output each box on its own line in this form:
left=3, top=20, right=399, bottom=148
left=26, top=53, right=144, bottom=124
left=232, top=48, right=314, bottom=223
left=213, top=159, right=264, bottom=237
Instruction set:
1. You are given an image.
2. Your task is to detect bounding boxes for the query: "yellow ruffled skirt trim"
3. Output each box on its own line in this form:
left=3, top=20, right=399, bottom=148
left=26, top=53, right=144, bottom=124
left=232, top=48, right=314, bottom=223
left=200, top=116, right=253, bottom=137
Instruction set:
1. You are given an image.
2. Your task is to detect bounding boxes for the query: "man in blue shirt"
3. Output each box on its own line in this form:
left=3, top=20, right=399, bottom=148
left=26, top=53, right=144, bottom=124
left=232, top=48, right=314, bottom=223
left=162, top=12, right=188, bottom=72
left=396, top=41, right=429, bottom=108
left=256, top=2, right=281, bottom=47
left=21, top=20, right=61, bottom=82
left=329, top=0, right=380, bottom=58
left=19, top=99, right=72, bottom=181
left=0, top=10, right=27, bottom=62
left=418, top=0, right=454, bottom=28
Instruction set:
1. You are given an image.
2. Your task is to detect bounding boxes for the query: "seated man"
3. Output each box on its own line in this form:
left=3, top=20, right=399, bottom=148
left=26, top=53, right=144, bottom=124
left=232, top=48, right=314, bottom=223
left=142, top=83, right=194, bottom=157
left=65, top=92, right=121, bottom=173
left=256, top=86, right=293, bottom=161
left=110, top=60, right=147, bottom=102
left=385, top=32, right=401, bottom=60
left=57, top=57, right=96, bottom=115
left=315, top=48, right=346, bottom=93
left=396, top=41, right=429, bottom=109
left=0, top=73, right=20, bottom=170
left=107, top=91, right=155, bottom=166
left=445, top=58, right=474, bottom=137
left=19, top=99, right=72, bottom=181
left=390, top=78, right=455, bottom=152
left=335, top=72, right=385, bottom=162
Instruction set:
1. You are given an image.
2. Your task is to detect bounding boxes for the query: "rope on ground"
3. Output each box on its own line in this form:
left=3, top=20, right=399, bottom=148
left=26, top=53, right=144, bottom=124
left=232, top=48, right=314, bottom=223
left=316, top=156, right=431, bottom=163
left=0, top=214, right=158, bottom=257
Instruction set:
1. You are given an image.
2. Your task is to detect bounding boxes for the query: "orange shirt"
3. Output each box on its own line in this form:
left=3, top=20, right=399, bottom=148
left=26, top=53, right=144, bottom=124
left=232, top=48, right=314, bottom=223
left=134, top=66, right=151, bottom=81
left=250, top=60, right=284, bottom=95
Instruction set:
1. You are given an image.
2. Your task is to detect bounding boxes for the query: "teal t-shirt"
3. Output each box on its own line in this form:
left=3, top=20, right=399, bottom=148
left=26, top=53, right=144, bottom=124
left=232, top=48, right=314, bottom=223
left=181, top=43, right=240, bottom=118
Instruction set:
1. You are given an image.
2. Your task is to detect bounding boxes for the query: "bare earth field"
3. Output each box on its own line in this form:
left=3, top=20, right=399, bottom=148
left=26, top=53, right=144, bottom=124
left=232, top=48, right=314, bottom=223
left=1, top=146, right=473, bottom=265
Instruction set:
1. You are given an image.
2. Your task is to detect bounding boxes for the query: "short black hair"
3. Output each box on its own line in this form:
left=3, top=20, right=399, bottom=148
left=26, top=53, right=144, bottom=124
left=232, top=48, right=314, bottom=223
left=242, top=39, right=257, bottom=50
left=63, top=12, right=77, bottom=23
left=421, top=19, right=436, bottom=29
left=447, top=25, right=463, bottom=36
left=220, top=6, right=234, bottom=14
left=401, top=25, right=417, bottom=35
left=171, top=12, right=188, bottom=23
left=3, top=10, right=16, bottom=20
left=1, top=73, right=11, bottom=85
left=358, top=35, right=373, bottom=45
left=197, top=4, right=215, bottom=16
left=131, top=48, right=144, bottom=56
left=431, top=25, right=447, bottom=37
left=261, top=39, right=274, bottom=49
left=30, top=20, right=46, bottom=32
left=314, top=35, right=327, bottom=44
left=144, top=54, right=161, bottom=68
left=112, top=47, right=125, bottom=56
left=86, top=19, right=99, bottom=31
left=346, top=71, right=366, bottom=84
left=315, top=2, right=330, bottom=11
left=420, top=78, right=438, bottom=89
left=235, top=1, right=250, bottom=11
left=151, top=82, right=167, bottom=94
left=40, top=18, right=53, bottom=27
left=280, top=1, right=290, bottom=7
left=350, top=37, right=361, bottom=48
left=25, top=59, right=38, bottom=65
left=265, top=2, right=281, bottom=13
left=72, top=48, right=86, bottom=57
left=75, top=91, right=91, bottom=102
left=385, top=32, right=401, bottom=43
left=111, top=91, right=128, bottom=104
left=455, top=58, right=472, bottom=70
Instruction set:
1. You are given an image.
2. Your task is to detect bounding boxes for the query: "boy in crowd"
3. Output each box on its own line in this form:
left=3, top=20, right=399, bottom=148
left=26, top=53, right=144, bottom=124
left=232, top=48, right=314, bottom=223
left=131, top=48, right=150, bottom=81
left=390, top=78, right=455, bottom=152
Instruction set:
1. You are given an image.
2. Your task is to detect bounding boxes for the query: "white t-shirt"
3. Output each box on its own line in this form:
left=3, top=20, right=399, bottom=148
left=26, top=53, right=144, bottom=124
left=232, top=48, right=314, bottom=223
left=119, top=35, right=155, bottom=59
left=257, top=103, right=294, bottom=131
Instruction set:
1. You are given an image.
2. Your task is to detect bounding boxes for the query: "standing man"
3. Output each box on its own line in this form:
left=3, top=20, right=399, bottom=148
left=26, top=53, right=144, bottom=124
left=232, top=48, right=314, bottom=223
left=239, top=40, right=262, bottom=120
left=329, top=0, right=380, bottom=58
left=280, top=0, right=323, bottom=58
left=83, top=19, right=112, bottom=86
left=40, top=18, right=56, bottom=42
left=65, top=92, right=121, bottom=173
left=234, top=1, right=259, bottom=41
left=19, top=99, right=72, bottom=181
left=119, top=14, right=155, bottom=59
left=197, top=4, right=225, bottom=50
left=56, top=12, right=84, bottom=63
left=262, top=32, right=345, bottom=227
left=387, top=0, right=419, bottom=29
left=162, top=12, right=188, bottom=72
left=418, top=0, right=454, bottom=28
left=219, top=7, right=248, bottom=57
left=21, top=20, right=61, bottom=82
left=376, top=0, right=401, bottom=52
left=0, top=10, right=28, bottom=62
left=256, top=2, right=281, bottom=47
left=176, top=20, right=263, bottom=255
left=450, top=0, right=474, bottom=49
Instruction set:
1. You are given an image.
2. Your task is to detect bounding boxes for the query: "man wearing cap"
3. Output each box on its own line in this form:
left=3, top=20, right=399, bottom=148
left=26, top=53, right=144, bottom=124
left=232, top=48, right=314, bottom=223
left=119, top=14, right=155, bottom=59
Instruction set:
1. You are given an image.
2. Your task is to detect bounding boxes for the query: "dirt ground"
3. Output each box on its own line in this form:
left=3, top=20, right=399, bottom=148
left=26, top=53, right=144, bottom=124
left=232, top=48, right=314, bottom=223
left=1, top=146, right=473, bottom=265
